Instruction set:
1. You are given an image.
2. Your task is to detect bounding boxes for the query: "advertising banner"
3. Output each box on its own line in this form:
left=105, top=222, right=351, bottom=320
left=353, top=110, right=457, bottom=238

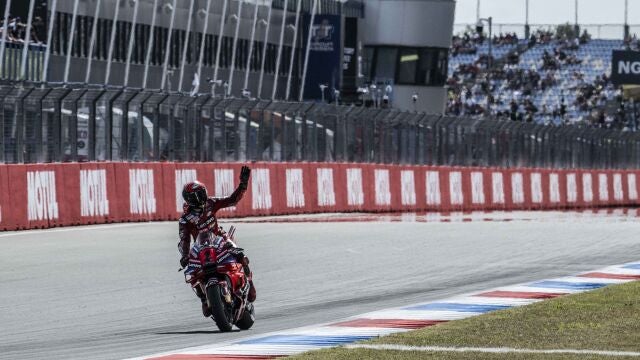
left=611, top=50, right=640, bottom=86
left=302, top=15, right=342, bottom=101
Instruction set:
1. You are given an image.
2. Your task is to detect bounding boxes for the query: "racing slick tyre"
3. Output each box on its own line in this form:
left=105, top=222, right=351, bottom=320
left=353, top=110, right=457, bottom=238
left=206, top=285, right=234, bottom=332
left=236, top=302, right=255, bottom=330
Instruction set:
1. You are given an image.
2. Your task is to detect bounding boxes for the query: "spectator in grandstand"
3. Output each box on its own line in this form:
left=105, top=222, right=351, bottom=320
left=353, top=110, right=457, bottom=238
left=492, top=32, right=519, bottom=46
left=580, top=30, right=592, bottom=45
left=0, top=15, right=45, bottom=45
left=450, top=31, right=481, bottom=57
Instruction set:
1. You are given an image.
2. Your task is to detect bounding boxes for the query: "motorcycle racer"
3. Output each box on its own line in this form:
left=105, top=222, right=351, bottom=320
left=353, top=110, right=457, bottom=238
left=178, top=166, right=256, bottom=317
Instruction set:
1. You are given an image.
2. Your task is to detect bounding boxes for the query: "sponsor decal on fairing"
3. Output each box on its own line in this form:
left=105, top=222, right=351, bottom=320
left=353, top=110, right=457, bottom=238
left=567, top=173, right=578, bottom=203
left=27, top=171, right=59, bottom=221
left=628, top=174, right=638, bottom=200
left=215, top=169, right=236, bottom=211
left=251, top=169, right=272, bottom=210
left=129, top=169, right=157, bottom=215
left=531, top=173, right=542, bottom=203
left=400, top=170, right=416, bottom=206
left=583, top=173, right=594, bottom=202
left=613, top=174, right=624, bottom=201
left=317, top=168, right=336, bottom=206
left=80, top=169, right=109, bottom=217
left=492, top=172, right=505, bottom=204
left=511, top=173, right=524, bottom=204
left=346, top=168, right=364, bottom=206
left=426, top=171, right=441, bottom=205
left=471, top=172, right=485, bottom=204
left=375, top=169, right=391, bottom=206
left=449, top=171, right=463, bottom=205
left=175, top=169, right=197, bottom=212
left=286, top=169, right=305, bottom=208
left=549, top=173, right=560, bottom=203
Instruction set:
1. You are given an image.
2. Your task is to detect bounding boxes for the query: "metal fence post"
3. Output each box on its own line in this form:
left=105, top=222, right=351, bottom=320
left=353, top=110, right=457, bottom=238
left=257, top=3, right=273, bottom=99
left=195, top=0, right=213, bottom=94
left=84, top=0, right=102, bottom=84
left=213, top=0, right=229, bottom=84
left=178, top=0, right=196, bottom=92
left=20, top=0, right=37, bottom=81
left=299, top=0, right=317, bottom=102
left=271, top=0, right=289, bottom=100
left=123, top=0, right=142, bottom=87
left=105, top=0, right=122, bottom=85
left=0, top=0, right=13, bottom=79
left=161, top=0, right=178, bottom=91
left=285, top=0, right=301, bottom=100
left=142, top=0, right=160, bottom=89
left=63, top=0, right=81, bottom=84
left=243, top=1, right=260, bottom=92
left=227, top=0, right=244, bottom=96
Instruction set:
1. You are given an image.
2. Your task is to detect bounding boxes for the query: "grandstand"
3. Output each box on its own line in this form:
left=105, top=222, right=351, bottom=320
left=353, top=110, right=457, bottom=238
left=446, top=28, right=634, bottom=130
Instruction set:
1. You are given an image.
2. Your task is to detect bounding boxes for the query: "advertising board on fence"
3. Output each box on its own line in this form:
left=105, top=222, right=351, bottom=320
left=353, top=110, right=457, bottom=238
left=0, top=162, right=638, bottom=231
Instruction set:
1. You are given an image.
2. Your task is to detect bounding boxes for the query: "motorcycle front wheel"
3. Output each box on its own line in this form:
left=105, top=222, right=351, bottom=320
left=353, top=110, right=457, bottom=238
left=236, top=302, right=255, bottom=330
left=206, top=285, right=234, bottom=332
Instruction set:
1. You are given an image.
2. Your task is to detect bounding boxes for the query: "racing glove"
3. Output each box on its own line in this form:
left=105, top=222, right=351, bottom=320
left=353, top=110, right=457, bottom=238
left=239, top=166, right=251, bottom=190
left=180, top=255, right=189, bottom=268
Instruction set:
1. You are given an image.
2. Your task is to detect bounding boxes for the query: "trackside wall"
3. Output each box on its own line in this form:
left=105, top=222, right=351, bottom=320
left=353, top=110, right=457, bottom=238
left=0, top=162, right=638, bottom=231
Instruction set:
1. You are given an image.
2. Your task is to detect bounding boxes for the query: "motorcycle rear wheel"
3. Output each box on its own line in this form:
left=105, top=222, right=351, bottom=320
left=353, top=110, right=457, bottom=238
left=206, top=285, right=234, bottom=332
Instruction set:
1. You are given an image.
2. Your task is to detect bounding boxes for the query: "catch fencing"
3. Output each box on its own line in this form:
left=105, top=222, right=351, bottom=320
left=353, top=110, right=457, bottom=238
left=1, top=161, right=639, bottom=231
left=1, top=83, right=640, bottom=170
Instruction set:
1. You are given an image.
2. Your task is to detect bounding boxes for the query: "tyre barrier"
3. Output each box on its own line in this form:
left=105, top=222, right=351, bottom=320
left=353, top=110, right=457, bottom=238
left=0, top=162, right=638, bottom=231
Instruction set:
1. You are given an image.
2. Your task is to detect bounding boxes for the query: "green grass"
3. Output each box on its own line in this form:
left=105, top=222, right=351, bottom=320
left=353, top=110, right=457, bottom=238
left=289, top=348, right=640, bottom=360
left=290, top=281, right=640, bottom=360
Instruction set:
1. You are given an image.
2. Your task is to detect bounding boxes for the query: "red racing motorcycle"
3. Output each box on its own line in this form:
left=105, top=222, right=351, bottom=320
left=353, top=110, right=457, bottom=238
left=183, top=228, right=255, bottom=332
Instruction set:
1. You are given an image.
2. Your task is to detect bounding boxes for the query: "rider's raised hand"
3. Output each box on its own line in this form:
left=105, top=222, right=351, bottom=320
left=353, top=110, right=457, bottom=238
left=239, top=166, right=251, bottom=189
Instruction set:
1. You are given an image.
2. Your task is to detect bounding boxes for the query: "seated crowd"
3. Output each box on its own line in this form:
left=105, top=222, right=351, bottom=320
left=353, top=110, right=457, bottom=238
left=446, top=28, right=635, bottom=131
left=0, top=15, right=45, bottom=45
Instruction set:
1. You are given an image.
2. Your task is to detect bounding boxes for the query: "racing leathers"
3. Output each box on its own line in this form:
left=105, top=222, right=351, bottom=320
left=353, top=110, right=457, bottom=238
left=178, top=177, right=256, bottom=316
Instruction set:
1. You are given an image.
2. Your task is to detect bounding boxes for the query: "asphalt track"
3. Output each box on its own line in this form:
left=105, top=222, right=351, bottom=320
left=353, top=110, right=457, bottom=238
left=1, top=212, right=640, bottom=360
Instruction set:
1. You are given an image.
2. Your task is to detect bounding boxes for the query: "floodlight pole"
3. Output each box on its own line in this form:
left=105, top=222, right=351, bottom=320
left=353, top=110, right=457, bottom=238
left=625, top=0, right=630, bottom=39
left=525, top=0, right=530, bottom=39
left=478, top=17, right=492, bottom=69
left=574, top=0, right=580, bottom=35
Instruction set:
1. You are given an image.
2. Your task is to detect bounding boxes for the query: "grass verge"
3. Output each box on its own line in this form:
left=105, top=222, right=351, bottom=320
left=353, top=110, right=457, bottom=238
left=289, top=281, right=640, bottom=360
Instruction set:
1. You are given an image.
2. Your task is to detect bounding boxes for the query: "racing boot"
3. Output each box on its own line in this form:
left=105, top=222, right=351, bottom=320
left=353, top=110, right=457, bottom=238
left=196, top=287, right=212, bottom=317
left=201, top=300, right=212, bottom=317
left=248, top=280, right=256, bottom=303
left=241, top=257, right=257, bottom=303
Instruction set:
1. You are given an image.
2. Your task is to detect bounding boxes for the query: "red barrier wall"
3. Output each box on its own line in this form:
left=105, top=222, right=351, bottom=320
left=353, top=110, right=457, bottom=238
left=1, top=162, right=639, bottom=231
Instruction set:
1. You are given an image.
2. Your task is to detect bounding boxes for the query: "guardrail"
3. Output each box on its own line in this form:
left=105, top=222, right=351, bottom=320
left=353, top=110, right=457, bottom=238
left=1, top=161, right=638, bottom=231
left=0, top=83, right=639, bottom=169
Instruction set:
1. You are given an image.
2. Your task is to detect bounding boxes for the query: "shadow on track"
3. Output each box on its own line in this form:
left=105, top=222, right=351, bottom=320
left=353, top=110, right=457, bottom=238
left=155, top=329, right=241, bottom=335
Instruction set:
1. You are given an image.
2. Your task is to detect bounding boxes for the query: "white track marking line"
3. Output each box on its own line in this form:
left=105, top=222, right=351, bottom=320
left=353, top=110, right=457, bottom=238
left=0, top=222, right=165, bottom=238
left=345, top=344, right=640, bottom=357
left=543, top=276, right=630, bottom=284
left=354, top=310, right=481, bottom=321
left=437, top=296, right=542, bottom=306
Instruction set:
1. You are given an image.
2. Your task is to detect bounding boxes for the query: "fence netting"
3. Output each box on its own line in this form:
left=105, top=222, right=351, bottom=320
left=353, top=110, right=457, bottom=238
left=1, top=83, right=639, bottom=169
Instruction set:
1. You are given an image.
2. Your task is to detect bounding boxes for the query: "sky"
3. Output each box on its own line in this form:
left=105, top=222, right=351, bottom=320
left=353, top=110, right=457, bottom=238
left=454, top=0, right=640, bottom=38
